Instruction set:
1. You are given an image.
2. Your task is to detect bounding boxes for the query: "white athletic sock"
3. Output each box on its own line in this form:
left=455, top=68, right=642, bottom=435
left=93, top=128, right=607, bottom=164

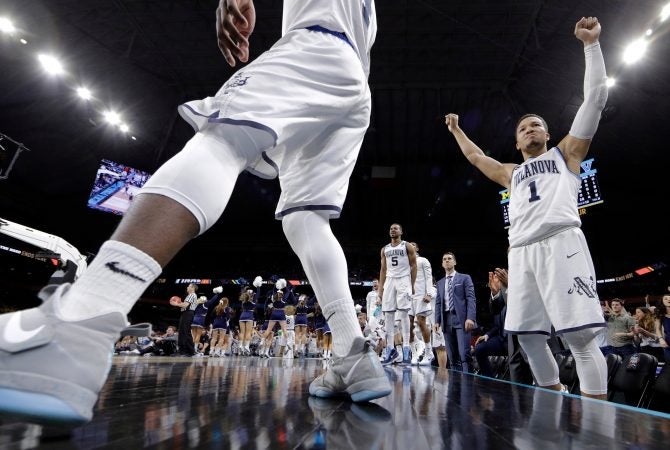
left=56, top=240, right=161, bottom=321
left=398, top=310, right=410, bottom=346
left=281, top=211, right=363, bottom=356
left=322, top=298, right=363, bottom=356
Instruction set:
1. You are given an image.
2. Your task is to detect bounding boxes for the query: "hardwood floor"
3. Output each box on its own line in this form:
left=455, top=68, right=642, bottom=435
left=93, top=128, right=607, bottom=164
left=1, top=355, right=668, bottom=449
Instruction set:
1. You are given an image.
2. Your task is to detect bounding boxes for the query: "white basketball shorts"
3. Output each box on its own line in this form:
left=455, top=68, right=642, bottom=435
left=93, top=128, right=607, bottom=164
left=505, top=227, right=606, bottom=335
left=411, top=294, right=433, bottom=317
left=382, top=276, right=412, bottom=312
left=178, top=28, right=370, bottom=220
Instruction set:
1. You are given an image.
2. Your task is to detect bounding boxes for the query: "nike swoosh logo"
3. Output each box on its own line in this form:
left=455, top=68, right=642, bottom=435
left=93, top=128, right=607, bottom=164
left=567, top=252, right=580, bottom=258
left=105, top=261, right=147, bottom=282
left=3, top=312, right=45, bottom=344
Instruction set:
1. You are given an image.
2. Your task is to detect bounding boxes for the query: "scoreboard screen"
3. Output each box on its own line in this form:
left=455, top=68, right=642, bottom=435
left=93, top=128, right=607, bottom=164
left=499, top=158, right=603, bottom=228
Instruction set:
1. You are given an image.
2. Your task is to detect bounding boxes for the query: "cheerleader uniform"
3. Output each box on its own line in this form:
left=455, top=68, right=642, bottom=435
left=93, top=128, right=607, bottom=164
left=295, top=305, right=310, bottom=327
left=239, top=301, right=256, bottom=323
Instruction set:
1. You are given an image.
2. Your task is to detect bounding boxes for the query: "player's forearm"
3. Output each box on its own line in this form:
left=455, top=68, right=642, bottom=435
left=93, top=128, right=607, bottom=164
left=451, top=127, right=485, bottom=165
left=569, top=42, right=608, bottom=139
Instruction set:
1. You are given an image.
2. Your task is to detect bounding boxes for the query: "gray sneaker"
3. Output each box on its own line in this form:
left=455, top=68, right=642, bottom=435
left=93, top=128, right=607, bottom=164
left=309, top=336, right=392, bottom=402
left=0, top=284, right=126, bottom=425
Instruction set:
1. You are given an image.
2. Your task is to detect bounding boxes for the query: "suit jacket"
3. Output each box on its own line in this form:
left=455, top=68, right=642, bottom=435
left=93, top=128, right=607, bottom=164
left=434, top=271, right=476, bottom=328
left=488, top=288, right=507, bottom=339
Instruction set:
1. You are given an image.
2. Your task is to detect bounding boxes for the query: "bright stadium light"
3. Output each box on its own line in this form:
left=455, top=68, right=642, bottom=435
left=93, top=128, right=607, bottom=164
left=20, top=38, right=27, bottom=44
left=76, top=87, right=92, bottom=100
left=119, top=123, right=129, bottom=133
left=37, top=53, right=64, bottom=75
left=103, top=110, right=121, bottom=126
left=605, top=77, right=616, bottom=88
left=661, top=3, right=670, bottom=22
left=0, top=17, right=15, bottom=34
left=623, top=38, right=648, bottom=64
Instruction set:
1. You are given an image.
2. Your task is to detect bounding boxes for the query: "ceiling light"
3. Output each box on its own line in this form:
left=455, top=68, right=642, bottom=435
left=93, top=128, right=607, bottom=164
left=119, top=123, right=129, bottom=133
left=605, top=78, right=615, bottom=88
left=37, top=53, right=64, bottom=75
left=661, top=3, right=670, bottom=22
left=0, top=17, right=15, bottom=34
left=622, top=38, right=648, bottom=64
left=76, top=87, right=92, bottom=100
left=20, top=38, right=27, bottom=44
left=103, top=110, right=121, bottom=125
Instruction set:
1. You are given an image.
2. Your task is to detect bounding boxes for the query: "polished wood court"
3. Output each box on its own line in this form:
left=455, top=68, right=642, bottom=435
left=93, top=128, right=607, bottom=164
left=1, top=355, right=668, bottom=449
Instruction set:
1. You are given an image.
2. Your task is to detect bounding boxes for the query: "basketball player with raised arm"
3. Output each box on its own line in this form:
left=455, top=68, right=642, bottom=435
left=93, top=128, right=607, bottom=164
left=0, top=0, right=389, bottom=425
left=445, top=17, right=608, bottom=399
left=378, top=223, right=417, bottom=366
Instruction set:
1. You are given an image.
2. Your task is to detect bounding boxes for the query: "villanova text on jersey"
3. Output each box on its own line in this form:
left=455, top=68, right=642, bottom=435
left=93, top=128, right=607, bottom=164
left=513, top=159, right=561, bottom=187
left=385, top=248, right=405, bottom=257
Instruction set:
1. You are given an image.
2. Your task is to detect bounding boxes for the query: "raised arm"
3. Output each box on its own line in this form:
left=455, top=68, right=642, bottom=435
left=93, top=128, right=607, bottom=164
left=558, top=16, right=608, bottom=173
left=445, top=113, right=516, bottom=189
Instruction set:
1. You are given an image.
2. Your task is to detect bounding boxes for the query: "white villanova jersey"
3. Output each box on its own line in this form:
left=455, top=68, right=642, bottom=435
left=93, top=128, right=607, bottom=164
left=414, top=256, right=435, bottom=297
left=384, top=241, right=410, bottom=278
left=283, top=0, right=377, bottom=77
left=508, top=147, right=582, bottom=247
left=285, top=315, right=295, bottom=331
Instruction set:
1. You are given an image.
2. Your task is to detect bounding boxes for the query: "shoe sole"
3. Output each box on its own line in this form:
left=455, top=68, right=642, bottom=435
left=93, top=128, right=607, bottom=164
left=310, top=375, right=392, bottom=402
left=0, top=387, right=88, bottom=425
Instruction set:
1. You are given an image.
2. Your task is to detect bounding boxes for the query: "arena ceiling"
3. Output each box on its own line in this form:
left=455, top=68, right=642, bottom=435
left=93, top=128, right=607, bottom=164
left=1, top=0, right=669, bottom=293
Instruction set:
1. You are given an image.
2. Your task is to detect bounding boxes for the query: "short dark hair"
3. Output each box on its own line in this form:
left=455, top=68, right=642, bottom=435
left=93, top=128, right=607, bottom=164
left=516, top=114, right=548, bottom=133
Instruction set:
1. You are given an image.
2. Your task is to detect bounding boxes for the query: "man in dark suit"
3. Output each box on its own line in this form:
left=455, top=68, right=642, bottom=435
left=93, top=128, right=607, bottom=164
left=434, top=252, right=476, bottom=372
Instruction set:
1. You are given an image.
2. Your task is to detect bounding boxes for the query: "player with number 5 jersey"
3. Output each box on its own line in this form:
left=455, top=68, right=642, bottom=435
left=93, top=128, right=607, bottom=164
left=444, top=17, right=609, bottom=399
left=378, top=223, right=417, bottom=365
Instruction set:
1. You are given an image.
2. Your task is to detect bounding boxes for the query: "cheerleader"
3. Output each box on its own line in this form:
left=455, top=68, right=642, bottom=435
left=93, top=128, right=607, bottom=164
left=322, top=319, right=333, bottom=359
left=210, top=297, right=232, bottom=357
left=238, top=289, right=256, bottom=356
left=312, top=303, right=326, bottom=358
left=191, top=295, right=210, bottom=355
left=261, top=290, right=289, bottom=358
left=294, top=295, right=311, bottom=357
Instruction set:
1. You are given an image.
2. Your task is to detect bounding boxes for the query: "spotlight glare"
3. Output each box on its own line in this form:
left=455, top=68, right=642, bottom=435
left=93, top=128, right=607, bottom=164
left=20, top=38, right=27, bottom=44
left=131, top=136, right=137, bottom=141
left=0, top=17, right=15, bottom=34
left=623, top=38, right=648, bottom=64
left=103, top=110, right=121, bottom=126
left=645, top=29, right=653, bottom=36
left=76, top=87, right=92, bottom=100
left=119, top=123, right=129, bottom=133
left=37, top=53, right=64, bottom=75
left=605, top=77, right=615, bottom=88
left=661, top=3, right=670, bottom=22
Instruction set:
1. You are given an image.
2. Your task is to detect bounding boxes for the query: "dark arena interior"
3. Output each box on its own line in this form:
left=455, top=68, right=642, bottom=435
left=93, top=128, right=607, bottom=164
left=1, top=1, right=669, bottom=449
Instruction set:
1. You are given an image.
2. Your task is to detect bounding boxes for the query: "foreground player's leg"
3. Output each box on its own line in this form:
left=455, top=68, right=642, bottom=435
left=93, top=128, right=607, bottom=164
left=0, top=131, right=248, bottom=424
left=283, top=210, right=391, bottom=401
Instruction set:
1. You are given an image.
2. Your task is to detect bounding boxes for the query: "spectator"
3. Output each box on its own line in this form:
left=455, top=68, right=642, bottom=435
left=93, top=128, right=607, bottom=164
left=602, top=299, right=636, bottom=358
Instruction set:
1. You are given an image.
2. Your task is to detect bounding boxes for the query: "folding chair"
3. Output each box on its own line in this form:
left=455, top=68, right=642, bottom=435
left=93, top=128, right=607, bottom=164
left=607, top=353, right=657, bottom=407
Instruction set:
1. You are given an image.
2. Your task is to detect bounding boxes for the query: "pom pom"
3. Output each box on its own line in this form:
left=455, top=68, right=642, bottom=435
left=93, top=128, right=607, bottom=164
left=275, top=278, right=287, bottom=290
left=253, top=276, right=263, bottom=288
